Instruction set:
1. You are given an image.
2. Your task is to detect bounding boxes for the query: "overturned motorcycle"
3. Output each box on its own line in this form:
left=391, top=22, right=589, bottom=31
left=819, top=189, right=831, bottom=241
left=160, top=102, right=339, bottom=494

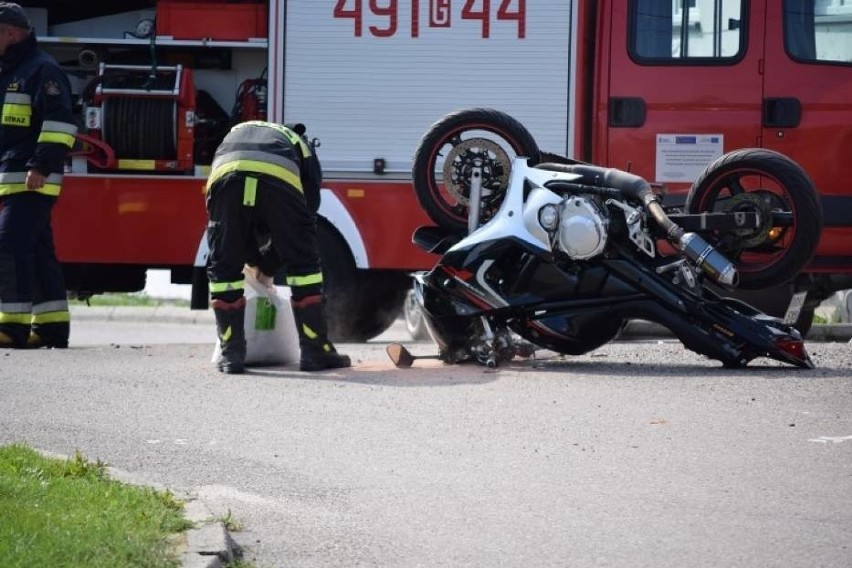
left=394, top=108, right=823, bottom=369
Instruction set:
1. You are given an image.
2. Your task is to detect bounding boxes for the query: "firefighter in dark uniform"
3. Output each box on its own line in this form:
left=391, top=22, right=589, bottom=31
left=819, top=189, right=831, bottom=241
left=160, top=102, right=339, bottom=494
left=205, top=120, right=351, bottom=374
left=0, top=4, right=78, bottom=349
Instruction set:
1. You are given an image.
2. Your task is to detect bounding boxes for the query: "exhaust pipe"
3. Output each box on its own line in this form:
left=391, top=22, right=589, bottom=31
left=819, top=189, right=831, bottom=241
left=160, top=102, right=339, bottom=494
left=561, top=164, right=739, bottom=287
left=678, top=232, right=738, bottom=287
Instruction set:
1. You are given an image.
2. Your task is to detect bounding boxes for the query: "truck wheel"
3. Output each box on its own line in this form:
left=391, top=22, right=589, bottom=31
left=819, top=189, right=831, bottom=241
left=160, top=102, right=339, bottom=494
left=685, top=148, right=822, bottom=290
left=412, top=107, right=540, bottom=231
left=318, top=223, right=409, bottom=342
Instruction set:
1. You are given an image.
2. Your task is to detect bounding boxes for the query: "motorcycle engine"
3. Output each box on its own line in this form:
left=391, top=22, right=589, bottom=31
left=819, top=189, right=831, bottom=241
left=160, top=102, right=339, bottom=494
left=555, top=196, right=609, bottom=260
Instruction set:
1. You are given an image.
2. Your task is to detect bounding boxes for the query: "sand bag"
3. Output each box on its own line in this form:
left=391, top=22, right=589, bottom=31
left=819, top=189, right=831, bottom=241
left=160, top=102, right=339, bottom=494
left=212, top=271, right=300, bottom=367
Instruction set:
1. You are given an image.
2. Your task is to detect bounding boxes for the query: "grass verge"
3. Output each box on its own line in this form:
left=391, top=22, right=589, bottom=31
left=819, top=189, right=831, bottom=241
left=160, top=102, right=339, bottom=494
left=0, top=443, right=192, bottom=567
left=70, top=293, right=189, bottom=308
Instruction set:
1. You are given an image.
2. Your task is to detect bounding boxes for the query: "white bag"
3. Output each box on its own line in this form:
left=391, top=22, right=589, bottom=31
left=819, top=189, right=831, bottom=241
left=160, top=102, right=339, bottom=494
left=211, top=271, right=300, bottom=367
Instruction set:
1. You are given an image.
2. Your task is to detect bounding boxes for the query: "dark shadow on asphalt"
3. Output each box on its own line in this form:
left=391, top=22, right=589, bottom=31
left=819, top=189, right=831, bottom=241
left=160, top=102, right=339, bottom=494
left=528, top=357, right=852, bottom=378
left=234, top=360, right=507, bottom=387
left=223, top=354, right=852, bottom=383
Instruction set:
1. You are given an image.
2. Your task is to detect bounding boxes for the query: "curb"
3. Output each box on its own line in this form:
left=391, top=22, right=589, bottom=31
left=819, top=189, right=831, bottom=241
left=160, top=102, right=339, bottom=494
left=35, top=450, right=236, bottom=568
left=180, top=498, right=238, bottom=568
left=69, top=306, right=852, bottom=342
left=805, top=323, right=852, bottom=342
left=70, top=305, right=214, bottom=324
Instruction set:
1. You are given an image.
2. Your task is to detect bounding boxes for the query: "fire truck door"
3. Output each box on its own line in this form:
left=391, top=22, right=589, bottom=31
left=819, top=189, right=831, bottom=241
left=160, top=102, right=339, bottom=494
left=761, top=1, right=852, bottom=270
left=602, top=0, right=765, bottom=192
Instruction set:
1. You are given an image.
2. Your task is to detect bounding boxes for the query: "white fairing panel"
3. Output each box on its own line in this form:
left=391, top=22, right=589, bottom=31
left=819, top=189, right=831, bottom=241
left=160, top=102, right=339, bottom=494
left=450, top=160, right=580, bottom=253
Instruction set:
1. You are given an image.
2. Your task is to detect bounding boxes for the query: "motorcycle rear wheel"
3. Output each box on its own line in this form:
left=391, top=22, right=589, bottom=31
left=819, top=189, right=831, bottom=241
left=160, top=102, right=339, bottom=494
left=685, top=148, right=822, bottom=290
left=412, top=108, right=541, bottom=231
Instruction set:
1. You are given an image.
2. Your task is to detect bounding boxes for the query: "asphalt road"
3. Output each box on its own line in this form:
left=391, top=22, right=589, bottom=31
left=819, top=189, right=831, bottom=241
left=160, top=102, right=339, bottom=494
left=2, top=318, right=851, bottom=568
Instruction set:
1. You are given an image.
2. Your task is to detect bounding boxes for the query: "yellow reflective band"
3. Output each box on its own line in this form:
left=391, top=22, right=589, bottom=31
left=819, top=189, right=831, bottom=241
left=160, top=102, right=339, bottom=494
left=285, top=273, right=323, bottom=287
left=39, top=184, right=61, bottom=197
left=31, top=311, right=70, bottom=324
left=2, top=103, right=31, bottom=127
left=243, top=176, right=257, bottom=207
left=296, top=138, right=312, bottom=158
left=302, top=323, right=318, bottom=340
left=0, top=183, right=61, bottom=197
left=234, top=121, right=312, bottom=157
left=0, top=312, right=31, bottom=324
left=209, top=280, right=245, bottom=293
left=222, top=325, right=232, bottom=342
left=236, top=121, right=297, bottom=139
left=37, top=131, right=76, bottom=147
left=279, top=129, right=312, bottom=158
left=117, top=159, right=156, bottom=170
left=206, top=159, right=303, bottom=193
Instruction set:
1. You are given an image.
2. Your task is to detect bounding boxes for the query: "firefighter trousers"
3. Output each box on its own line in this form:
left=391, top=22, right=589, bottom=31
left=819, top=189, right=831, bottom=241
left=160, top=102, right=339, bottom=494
left=206, top=172, right=323, bottom=303
left=0, top=192, right=70, bottom=346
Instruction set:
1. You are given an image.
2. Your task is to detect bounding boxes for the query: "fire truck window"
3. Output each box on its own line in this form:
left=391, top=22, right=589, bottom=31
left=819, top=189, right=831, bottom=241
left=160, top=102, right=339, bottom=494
left=631, top=0, right=744, bottom=61
left=784, top=0, right=852, bottom=64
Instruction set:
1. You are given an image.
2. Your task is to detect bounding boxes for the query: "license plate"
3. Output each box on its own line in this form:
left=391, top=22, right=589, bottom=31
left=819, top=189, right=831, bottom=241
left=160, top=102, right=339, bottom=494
left=783, top=291, right=808, bottom=325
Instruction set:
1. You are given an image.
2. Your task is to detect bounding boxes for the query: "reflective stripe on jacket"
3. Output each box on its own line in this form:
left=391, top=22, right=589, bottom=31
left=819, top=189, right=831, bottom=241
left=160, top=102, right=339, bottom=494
left=205, top=120, right=323, bottom=211
left=0, top=33, right=77, bottom=198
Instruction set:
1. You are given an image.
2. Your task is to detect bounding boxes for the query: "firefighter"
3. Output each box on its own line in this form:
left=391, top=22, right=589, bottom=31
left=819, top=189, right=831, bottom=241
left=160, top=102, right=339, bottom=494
left=205, top=120, right=351, bottom=374
left=0, top=4, right=77, bottom=349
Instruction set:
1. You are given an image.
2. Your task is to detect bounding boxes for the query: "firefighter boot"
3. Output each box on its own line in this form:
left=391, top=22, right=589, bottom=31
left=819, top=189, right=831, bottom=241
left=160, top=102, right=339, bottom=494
left=0, top=325, right=29, bottom=348
left=0, top=330, right=16, bottom=348
left=27, top=322, right=70, bottom=349
left=291, top=296, right=351, bottom=372
left=26, top=332, right=69, bottom=349
left=212, top=298, right=247, bottom=374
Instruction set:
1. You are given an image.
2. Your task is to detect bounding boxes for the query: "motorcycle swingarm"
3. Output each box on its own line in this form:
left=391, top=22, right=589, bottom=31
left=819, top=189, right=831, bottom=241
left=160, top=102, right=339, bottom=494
left=666, top=211, right=793, bottom=232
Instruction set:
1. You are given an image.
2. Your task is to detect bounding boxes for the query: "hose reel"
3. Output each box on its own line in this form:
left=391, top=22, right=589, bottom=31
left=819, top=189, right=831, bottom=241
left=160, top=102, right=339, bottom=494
left=84, top=63, right=196, bottom=172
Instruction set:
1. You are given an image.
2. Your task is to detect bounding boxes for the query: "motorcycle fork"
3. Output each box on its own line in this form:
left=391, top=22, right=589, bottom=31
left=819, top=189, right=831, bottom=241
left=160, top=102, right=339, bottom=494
left=467, top=165, right=484, bottom=234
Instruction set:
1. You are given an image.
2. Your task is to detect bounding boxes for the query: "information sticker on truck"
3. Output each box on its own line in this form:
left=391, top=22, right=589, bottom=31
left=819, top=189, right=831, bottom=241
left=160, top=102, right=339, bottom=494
left=655, top=134, right=723, bottom=183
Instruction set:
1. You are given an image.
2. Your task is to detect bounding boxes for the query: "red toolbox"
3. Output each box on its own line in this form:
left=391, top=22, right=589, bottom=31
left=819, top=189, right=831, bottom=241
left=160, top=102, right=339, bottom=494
left=156, top=1, right=267, bottom=41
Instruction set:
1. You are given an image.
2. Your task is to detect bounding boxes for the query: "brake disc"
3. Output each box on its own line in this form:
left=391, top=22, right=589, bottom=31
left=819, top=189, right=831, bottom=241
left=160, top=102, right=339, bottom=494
left=442, top=137, right=511, bottom=206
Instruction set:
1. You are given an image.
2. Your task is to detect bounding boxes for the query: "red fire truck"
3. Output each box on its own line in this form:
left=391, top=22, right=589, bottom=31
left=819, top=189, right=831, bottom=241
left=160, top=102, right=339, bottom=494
left=26, top=0, right=852, bottom=339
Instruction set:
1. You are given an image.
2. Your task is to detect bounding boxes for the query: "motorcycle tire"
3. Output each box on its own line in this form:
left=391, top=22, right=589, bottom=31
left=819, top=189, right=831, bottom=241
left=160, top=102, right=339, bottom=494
left=412, top=108, right=541, bottom=231
left=685, top=148, right=822, bottom=290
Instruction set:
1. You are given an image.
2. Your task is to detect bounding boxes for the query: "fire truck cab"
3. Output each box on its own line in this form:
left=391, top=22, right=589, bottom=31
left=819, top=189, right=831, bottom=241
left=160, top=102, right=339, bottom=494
left=21, top=0, right=852, bottom=339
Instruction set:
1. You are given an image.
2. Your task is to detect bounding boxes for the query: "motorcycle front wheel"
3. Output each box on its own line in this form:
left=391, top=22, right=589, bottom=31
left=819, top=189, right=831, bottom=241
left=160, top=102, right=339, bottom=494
left=411, top=107, right=540, bottom=231
left=685, top=148, right=822, bottom=290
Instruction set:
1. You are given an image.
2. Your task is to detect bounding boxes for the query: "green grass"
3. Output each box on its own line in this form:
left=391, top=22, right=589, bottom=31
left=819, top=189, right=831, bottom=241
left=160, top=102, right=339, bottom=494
left=0, top=444, right=193, bottom=568
left=70, top=293, right=189, bottom=308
